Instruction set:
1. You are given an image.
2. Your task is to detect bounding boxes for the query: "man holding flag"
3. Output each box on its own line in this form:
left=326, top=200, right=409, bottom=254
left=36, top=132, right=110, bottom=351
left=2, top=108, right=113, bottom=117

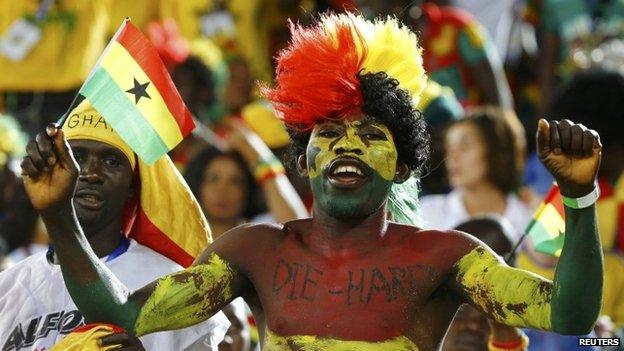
left=0, top=100, right=229, bottom=350
left=0, top=19, right=230, bottom=350
left=20, top=14, right=605, bottom=350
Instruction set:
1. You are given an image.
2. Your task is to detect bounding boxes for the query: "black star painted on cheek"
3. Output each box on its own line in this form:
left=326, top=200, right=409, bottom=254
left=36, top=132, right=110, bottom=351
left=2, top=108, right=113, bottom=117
left=126, top=78, right=151, bottom=104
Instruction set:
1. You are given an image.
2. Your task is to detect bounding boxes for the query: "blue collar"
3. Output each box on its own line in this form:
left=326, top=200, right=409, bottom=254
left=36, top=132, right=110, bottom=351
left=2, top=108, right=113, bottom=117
left=46, top=234, right=130, bottom=264
left=105, top=235, right=130, bottom=262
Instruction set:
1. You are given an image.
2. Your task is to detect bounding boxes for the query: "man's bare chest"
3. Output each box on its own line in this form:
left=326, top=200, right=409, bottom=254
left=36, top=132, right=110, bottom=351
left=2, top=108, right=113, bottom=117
left=248, top=239, right=453, bottom=340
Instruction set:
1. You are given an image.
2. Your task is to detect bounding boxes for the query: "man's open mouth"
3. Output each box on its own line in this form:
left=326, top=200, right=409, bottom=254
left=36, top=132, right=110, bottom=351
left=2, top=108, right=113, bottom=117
left=74, top=189, right=105, bottom=210
left=326, top=157, right=371, bottom=189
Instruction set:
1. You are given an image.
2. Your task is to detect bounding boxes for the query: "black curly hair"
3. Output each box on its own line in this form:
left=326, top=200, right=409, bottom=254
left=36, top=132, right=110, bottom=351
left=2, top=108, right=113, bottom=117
left=286, top=71, right=430, bottom=177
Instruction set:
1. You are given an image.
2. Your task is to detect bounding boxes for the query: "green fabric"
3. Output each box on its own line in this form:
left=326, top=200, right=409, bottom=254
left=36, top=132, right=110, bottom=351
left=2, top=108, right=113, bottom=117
left=388, top=177, right=421, bottom=226
left=457, top=29, right=488, bottom=66
left=541, top=0, right=589, bottom=36
left=80, top=68, right=168, bottom=164
left=429, top=66, right=468, bottom=103
left=422, top=94, right=463, bottom=127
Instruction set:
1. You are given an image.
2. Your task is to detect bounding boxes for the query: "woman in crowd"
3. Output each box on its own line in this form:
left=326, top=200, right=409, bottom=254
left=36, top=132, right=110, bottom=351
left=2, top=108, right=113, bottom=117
left=184, top=119, right=308, bottom=238
left=420, top=107, right=530, bottom=241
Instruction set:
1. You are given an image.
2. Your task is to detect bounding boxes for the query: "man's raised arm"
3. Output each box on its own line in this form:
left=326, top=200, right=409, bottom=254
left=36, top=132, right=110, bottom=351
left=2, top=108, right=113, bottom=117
left=450, top=119, right=603, bottom=334
left=21, top=125, right=242, bottom=335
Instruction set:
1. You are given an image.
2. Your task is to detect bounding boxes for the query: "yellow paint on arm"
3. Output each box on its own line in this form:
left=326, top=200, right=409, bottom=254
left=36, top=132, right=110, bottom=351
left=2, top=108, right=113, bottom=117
left=456, top=247, right=553, bottom=330
left=134, top=253, right=235, bottom=335
left=264, top=330, right=420, bottom=351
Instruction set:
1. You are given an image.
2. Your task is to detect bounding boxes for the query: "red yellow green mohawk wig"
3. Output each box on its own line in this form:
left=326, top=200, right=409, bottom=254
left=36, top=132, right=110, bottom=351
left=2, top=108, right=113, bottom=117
left=265, top=13, right=427, bottom=129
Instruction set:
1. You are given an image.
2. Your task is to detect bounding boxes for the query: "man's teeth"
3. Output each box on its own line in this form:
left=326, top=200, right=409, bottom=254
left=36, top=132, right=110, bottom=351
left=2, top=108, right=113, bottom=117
left=81, top=195, right=100, bottom=201
left=333, top=165, right=363, bottom=176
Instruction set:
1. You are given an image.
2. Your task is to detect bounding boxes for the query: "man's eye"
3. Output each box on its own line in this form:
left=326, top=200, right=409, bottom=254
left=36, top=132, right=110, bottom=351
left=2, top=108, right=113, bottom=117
left=363, top=132, right=386, bottom=140
left=319, top=130, right=340, bottom=138
left=104, top=157, right=120, bottom=167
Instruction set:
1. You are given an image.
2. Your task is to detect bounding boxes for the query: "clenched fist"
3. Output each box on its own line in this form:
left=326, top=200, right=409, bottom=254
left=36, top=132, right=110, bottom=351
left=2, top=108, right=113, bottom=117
left=537, top=119, right=601, bottom=198
left=20, top=124, right=79, bottom=215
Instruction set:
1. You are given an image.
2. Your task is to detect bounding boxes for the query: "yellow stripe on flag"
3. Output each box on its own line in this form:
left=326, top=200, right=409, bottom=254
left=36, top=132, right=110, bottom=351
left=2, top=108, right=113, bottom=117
left=139, top=157, right=211, bottom=257
left=539, top=203, right=565, bottom=239
left=99, top=42, right=183, bottom=149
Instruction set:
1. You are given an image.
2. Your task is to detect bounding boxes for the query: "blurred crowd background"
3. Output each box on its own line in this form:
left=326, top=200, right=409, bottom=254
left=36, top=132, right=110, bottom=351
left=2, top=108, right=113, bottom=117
left=1, top=1, right=623, bottom=350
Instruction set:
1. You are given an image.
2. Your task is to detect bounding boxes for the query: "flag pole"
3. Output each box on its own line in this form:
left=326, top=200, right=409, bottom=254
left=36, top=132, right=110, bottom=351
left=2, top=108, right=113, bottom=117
left=506, top=232, right=527, bottom=265
left=56, top=18, right=130, bottom=128
left=55, top=93, right=84, bottom=127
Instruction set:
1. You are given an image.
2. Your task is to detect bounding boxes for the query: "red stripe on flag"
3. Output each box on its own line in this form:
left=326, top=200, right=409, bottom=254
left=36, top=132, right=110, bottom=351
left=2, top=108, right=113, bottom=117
left=543, top=184, right=565, bottom=218
left=131, top=207, right=195, bottom=267
left=115, top=21, right=194, bottom=136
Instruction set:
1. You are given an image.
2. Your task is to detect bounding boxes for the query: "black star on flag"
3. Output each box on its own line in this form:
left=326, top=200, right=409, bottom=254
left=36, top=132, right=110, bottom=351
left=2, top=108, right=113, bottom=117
left=126, top=78, right=151, bottom=104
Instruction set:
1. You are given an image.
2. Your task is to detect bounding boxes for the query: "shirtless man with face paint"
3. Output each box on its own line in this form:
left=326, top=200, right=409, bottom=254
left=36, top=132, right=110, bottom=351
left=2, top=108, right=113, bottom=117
left=21, top=14, right=603, bottom=351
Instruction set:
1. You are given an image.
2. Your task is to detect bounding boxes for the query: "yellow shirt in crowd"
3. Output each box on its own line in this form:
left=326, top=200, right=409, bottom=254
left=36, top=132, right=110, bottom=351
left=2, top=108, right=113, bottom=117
left=0, top=0, right=109, bottom=91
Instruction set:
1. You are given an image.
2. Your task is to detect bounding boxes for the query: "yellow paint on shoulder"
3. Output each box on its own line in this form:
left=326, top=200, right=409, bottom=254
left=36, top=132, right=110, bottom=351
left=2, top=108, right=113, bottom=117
left=135, top=253, right=235, bottom=335
left=456, top=247, right=552, bottom=330
left=264, top=330, right=419, bottom=351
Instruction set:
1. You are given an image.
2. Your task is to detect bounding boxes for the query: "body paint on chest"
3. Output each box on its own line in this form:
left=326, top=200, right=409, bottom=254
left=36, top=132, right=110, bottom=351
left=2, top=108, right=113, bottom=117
left=135, top=253, right=235, bottom=335
left=264, top=329, right=420, bottom=351
left=455, top=247, right=552, bottom=330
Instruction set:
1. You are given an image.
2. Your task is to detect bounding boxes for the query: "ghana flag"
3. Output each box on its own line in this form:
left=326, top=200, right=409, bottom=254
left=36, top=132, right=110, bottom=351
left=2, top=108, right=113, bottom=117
left=525, top=184, right=566, bottom=256
left=75, top=18, right=194, bottom=164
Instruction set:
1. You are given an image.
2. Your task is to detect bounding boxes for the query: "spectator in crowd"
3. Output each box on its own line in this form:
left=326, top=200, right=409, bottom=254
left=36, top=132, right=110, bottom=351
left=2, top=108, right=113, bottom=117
left=185, top=145, right=262, bottom=238
left=443, top=215, right=530, bottom=351
left=0, top=115, right=42, bottom=264
left=359, top=0, right=513, bottom=109
left=173, top=55, right=218, bottom=125
left=416, top=79, right=464, bottom=195
left=0, top=103, right=229, bottom=350
left=184, top=119, right=308, bottom=238
left=420, top=107, right=530, bottom=240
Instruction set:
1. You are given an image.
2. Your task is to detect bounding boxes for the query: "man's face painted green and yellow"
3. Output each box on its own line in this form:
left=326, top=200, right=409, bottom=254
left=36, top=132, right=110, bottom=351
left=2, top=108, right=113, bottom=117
left=306, top=116, right=399, bottom=219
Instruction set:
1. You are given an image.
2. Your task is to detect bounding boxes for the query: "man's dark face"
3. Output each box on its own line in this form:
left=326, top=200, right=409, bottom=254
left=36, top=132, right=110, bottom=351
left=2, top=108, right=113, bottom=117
left=69, top=140, right=134, bottom=235
left=306, top=116, right=399, bottom=219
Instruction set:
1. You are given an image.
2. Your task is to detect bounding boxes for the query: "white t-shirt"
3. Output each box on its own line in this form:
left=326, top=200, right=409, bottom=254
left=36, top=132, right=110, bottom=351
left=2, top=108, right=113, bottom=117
left=0, top=239, right=229, bottom=351
left=419, top=189, right=531, bottom=242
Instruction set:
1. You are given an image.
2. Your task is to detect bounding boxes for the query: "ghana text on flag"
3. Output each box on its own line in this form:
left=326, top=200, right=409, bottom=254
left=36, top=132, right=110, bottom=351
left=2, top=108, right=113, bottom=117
left=78, top=18, right=194, bottom=164
left=525, top=183, right=565, bottom=257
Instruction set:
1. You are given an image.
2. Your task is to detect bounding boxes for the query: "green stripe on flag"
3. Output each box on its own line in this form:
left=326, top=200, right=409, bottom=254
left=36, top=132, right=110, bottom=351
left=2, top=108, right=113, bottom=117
left=527, top=219, right=564, bottom=256
left=79, top=68, right=169, bottom=164
left=535, top=236, right=564, bottom=257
